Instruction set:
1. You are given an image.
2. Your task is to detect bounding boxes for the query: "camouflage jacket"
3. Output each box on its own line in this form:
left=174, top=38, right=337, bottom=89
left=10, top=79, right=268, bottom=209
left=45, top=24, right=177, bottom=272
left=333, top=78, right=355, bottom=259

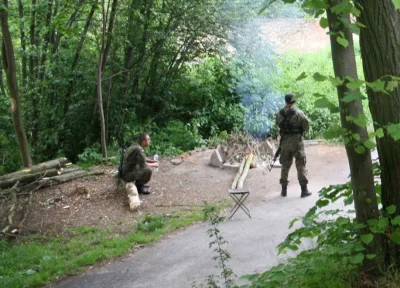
left=122, top=144, right=147, bottom=174
left=276, top=107, right=309, bottom=135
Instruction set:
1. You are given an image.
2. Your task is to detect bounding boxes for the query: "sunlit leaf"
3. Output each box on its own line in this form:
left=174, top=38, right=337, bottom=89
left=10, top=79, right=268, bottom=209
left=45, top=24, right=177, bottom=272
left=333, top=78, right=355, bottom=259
left=363, top=140, right=376, bottom=150
left=341, top=91, right=365, bottom=103
left=337, top=36, right=349, bottom=48
left=320, top=17, right=329, bottom=28
left=386, top=123, right=400, bottom=141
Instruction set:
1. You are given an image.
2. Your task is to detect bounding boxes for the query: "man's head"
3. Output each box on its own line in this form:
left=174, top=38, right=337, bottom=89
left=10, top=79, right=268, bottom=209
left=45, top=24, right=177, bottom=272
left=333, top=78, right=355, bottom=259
left=285, top=94, right=296, bottom=107
left=138, top=133, right=151, bottom=148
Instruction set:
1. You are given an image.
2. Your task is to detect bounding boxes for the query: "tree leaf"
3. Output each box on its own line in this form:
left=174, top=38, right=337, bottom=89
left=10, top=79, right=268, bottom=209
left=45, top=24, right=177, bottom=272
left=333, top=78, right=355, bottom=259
left=316, top=199, right=330, bottom=208
left=393, top=0, right=400, bottom=10
left=350, top=253, right=364, bottom=264
left=320, top=17, right=329, bottom=28
left=353, top=115, right=368, bottom=127
left=392, top=216, right=400, bottom=225
left=376, top=128, right=384, bottom=138
left=366, top=80, right=387, bottom=93
left=386, top=123, right=400, bottom=141
left=363, top=140, right=376, bottom=150
left=346, top=80, right=364, bottom=90
left=366, top=254, right=376, bottom=260
left=329, top=76, right=344, bottom=86
left=361, top=234, right=374, bottom=245
left=355, top=145, right=366, bottom=154
left=313, top=72, right=327, bottom=82
left=386, top=81, right=398, bottom=91
left=391, top=229, right=400, bottom=244
left=314, top=98, right=334, bottom=109
left=387, top=205, right=397, bottom=215
left=296, top=72, right=308, bottom=81
left=337, top=36, right=349, bottom=48
left=341, top=91, right=365, bottom=103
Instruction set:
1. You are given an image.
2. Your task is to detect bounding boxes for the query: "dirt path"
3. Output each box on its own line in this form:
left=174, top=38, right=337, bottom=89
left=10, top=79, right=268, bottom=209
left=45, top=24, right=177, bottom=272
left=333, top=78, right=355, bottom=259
left=54, top=143, right=351, bottom=288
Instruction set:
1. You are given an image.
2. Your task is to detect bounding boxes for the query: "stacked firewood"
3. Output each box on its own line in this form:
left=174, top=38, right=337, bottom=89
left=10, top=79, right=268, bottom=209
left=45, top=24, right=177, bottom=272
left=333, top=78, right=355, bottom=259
left=0, top=158, right=104, bottom=194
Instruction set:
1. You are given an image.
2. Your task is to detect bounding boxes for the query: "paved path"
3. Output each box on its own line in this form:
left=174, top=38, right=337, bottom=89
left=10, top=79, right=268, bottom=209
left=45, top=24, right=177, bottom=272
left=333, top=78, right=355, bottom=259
left=56, top=145, right=363, bottom=288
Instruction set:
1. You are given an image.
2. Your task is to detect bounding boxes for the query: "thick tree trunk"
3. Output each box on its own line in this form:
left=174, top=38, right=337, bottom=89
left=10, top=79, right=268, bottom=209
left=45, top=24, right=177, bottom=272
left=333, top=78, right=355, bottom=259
left=356, top=0, right=400, bottom=213
left=0, top=0, right=32, bottom=167
left=327, top=2, right=384, bottom=272
left=356, top=0, right=400, bottom=266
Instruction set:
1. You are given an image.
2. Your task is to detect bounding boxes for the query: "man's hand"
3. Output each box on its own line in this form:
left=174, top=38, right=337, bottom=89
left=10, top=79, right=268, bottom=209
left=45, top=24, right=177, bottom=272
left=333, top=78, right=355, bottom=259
left=147, top=162, right=159, bottom=168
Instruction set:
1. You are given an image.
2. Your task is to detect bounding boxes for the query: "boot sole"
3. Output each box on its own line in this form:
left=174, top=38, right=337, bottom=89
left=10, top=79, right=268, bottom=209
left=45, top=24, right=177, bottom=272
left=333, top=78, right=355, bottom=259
left=301, top=193, right=312, bottom=198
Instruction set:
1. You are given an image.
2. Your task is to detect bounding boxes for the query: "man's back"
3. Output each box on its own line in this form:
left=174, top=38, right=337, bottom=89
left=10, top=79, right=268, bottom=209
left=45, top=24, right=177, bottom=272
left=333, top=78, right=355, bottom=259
left=277, top=107, right=309, bottom=136
left=122, top=144, right=146, bottom=177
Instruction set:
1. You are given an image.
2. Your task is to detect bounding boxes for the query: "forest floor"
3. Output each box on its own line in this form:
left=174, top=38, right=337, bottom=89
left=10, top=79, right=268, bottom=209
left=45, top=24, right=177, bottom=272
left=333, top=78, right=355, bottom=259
left=0, top=141, right=346, bottom=238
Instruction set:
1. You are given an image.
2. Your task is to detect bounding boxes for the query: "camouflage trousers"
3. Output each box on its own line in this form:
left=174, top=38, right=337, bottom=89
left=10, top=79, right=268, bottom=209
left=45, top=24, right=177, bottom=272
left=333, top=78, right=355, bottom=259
left=279, top=134, right=308, bottom=186
left=122, top=167, right=152, bottom=184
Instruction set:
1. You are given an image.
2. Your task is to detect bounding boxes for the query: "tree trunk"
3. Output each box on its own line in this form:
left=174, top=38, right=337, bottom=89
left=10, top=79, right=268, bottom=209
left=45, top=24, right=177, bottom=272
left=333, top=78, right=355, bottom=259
left=0, top=0, right=32, bottom=167
left=327, top=1, right=383, bottom=271
left=0, top=158, right=68, bottom=181
left=97, top=0, right=108, bottom=160
left=356, top=0, right=400, bottom=266
left=17, top=0, right=27, bottom=89
left=64, top=0, right=98, bottom=115
left=356, top=0, right=400, bottom=212
left=29, top=0, right=39, bottom=146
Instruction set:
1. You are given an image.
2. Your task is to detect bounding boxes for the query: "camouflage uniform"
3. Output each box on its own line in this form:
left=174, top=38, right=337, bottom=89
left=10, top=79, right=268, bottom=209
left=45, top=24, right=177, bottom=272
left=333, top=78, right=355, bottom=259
left=276, top=107, right=309, bottom=186
left=121, top=144, right=152, bottom=184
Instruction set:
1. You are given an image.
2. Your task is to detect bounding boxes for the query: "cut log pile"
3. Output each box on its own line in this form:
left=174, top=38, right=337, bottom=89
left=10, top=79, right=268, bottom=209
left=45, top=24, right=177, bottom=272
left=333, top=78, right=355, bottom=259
left=0, top=158, right=104, bottom=194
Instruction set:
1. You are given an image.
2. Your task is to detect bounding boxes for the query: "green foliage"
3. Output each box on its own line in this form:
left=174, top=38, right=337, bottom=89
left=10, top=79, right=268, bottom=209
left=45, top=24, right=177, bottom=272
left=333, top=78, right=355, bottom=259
left=273, top=43, right=371, bottom=139
left=137, top=215, right=164, bottom=233
left=148, top=121, right=206, bottom=156
left=77, top=144, right=104, bottom=166
left=0, top=203, right=227, bottom=288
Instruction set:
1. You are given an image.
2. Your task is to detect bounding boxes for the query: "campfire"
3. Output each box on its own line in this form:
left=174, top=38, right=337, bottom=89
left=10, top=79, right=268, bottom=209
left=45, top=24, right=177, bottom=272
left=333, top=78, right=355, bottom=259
left=209, top=132, right=276, bottom=188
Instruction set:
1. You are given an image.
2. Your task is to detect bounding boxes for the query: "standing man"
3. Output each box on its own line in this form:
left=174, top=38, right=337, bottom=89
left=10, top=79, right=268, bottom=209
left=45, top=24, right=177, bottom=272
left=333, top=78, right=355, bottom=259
left=121, top=133, right=159, bottom=194
left=276, top=94, right=312, bottom=198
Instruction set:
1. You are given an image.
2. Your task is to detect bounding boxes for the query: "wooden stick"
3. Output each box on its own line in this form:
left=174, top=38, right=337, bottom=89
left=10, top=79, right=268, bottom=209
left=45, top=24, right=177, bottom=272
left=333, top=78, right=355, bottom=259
left=232, top=157, right=246, bottom=189
left=237, top=153, right=254, bottom=189
left=1, top=182, right=18, bottom=234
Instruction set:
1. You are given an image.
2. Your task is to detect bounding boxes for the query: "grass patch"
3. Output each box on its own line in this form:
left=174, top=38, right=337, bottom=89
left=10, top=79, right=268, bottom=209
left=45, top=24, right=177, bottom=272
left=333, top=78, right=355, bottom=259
left=0, top=200, right=229, bottom=288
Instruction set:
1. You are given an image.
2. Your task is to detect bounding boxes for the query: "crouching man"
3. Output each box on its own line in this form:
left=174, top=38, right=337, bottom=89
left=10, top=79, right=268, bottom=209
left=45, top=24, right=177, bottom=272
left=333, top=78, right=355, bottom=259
left=121, top=133, right=159, bottom=195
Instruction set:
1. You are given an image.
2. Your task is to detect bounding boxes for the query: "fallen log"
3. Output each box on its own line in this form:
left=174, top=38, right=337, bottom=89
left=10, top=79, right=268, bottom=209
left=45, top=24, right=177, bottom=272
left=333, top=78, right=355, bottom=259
left=0, top=169, right=59, bottom=189
left=0, top=158, right=68, bottom=181
left=1, top=170, right=104, bottom=194
left=237, top=153, right=254, bottom=189
left=58, top=167, right=82, bottom=174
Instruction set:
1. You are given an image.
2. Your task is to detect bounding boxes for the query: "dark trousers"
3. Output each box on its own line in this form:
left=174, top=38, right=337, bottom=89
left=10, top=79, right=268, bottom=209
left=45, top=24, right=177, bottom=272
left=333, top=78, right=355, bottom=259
left=122, top=167, right=153, bottom=184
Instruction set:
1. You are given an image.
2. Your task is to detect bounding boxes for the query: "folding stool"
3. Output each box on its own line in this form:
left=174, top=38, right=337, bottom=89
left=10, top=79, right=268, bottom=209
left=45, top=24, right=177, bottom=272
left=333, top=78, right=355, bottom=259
left=228, top=188, right=251, bottom=219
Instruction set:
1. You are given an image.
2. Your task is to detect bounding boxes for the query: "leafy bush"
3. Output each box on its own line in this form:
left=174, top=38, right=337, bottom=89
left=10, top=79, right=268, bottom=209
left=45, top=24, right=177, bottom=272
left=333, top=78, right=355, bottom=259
left=273, top=41, right=369, bottom=139
left=148, top=121, right=206, bottom=156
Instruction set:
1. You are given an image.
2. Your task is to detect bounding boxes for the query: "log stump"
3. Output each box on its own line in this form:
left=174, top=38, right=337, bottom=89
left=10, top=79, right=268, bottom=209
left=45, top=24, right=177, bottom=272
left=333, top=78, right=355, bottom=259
left=125, top=182, right=141, bottom=212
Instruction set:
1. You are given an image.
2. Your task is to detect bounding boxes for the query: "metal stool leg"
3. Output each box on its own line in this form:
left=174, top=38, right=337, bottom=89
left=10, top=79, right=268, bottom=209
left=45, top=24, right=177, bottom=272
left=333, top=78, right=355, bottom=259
left=229, top=192, right=251, bottom=219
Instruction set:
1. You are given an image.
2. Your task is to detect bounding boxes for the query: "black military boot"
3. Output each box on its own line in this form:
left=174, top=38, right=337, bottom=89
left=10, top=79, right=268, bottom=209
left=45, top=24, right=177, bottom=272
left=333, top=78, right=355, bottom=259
left=136, top=182, right=151, bottom=195
left=300, top=185, right=312, bottom=198
left=281, top=185, right=287, bottom=197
